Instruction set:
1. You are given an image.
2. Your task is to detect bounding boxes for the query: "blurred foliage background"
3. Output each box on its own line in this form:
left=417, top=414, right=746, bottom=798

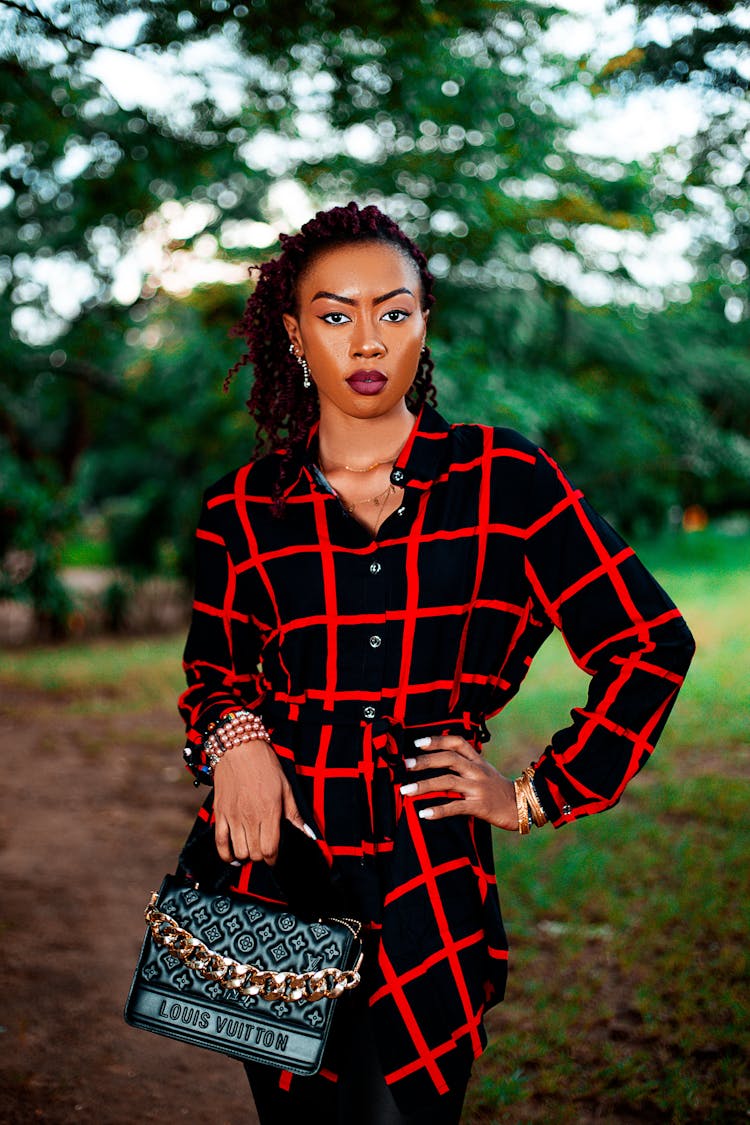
left=1, top=0, right=748, bottom=630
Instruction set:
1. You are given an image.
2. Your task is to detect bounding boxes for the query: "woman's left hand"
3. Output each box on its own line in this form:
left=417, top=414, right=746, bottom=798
left=400, top=736, right=519, bottom=832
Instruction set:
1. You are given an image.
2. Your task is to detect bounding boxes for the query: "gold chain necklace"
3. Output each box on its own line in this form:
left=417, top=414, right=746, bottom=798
left=322, top=453, right=398, bottom=474
left=320, top=433, right=411, bottom=475
left=344, top=482, right=397, bottom=513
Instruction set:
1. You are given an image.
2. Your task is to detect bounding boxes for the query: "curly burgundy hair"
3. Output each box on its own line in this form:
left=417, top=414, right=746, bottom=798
left=227, top=202, right=438, bottom=493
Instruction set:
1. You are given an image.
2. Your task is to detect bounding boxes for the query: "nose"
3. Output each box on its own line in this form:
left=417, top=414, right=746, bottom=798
left=351, top=314, right=385, bottom=358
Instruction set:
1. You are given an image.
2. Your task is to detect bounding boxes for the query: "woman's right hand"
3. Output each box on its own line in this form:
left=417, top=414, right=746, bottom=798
left=212, top=740, right=309, bottom=865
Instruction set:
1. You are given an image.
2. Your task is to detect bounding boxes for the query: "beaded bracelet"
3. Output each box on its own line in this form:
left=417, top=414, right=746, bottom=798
left=203, top=709, right=271, bottom=775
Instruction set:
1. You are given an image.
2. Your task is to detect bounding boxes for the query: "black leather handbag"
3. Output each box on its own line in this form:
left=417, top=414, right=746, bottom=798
left=124, top=823, right=363, bottom=1075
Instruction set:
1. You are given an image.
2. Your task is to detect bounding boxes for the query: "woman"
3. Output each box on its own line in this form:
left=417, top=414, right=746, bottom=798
left=179, top=202, right=694, bottom=1124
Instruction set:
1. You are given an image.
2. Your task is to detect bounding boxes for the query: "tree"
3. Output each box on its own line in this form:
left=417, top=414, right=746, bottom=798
left=1, top=0, right=748, bottom=626
left=601, top=1, right=749, bottom=309
left=590, top=1, right=750, bottom=519
left=2, top=1, right=629, bottom=612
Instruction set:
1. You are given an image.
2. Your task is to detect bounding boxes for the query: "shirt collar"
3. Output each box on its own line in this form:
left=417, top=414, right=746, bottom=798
left=389, top=402, right=452, bottom=491
left=286, top=402, right=452, bottom=498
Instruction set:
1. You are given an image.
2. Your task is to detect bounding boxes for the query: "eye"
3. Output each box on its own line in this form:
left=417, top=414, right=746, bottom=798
left=381, top=309, right=410, bottom=323
left=320, top=311, right=351, bottom=325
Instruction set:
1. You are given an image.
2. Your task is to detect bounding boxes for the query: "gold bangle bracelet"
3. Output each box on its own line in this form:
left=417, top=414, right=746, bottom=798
left=519, top=767, right=548, bottom=828
left=513, top=779, right=531, bottom=835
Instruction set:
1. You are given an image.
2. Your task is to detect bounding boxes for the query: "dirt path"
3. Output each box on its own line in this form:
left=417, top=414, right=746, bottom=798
left=0, top=686, right=258, bottom=1125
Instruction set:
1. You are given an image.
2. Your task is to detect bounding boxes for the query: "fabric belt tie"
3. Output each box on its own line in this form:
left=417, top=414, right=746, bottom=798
left=261, top=701, right=490, bottom=845
left=361, top=715, right=490, bottom=843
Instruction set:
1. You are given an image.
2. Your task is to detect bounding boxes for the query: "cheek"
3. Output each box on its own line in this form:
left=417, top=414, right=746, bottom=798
left=305, top=330, right=347, bottom=361
left=401, top=332, right=425, bottom=364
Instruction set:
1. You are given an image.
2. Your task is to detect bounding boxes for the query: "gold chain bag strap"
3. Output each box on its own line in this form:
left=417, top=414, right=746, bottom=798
left=124, top=875, right=363, bottom=1075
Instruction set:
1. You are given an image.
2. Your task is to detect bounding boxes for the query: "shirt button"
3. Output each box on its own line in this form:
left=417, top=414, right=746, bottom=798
left=391, top=468, right=405, bottom=484
left=363, top=705, right=376, bottom=720
left=369, top=635, right=382, bottom=648
left=369, top=561, right=382, bottom=574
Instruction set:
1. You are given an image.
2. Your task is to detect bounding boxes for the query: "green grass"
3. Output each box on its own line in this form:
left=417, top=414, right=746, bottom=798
left=0, top=633, right=183, bottom=712
left=2, top=528, right=748, bottom=1120
left=469, top=791, right=748, bottom=1121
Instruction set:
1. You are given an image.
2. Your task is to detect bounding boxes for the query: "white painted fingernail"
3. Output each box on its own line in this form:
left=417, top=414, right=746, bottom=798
left=400, top=783, right=418, bottom=795
left=302, top=823, right=317, bottom=840
left=414, top=737, right=431, bottom=748
left=418, top=808, right=434, bottom=819
left=404, top=757, right=417, bottom=769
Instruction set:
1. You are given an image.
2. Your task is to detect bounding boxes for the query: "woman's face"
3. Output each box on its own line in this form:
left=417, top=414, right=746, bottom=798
left=283, top=240, right=429, bottom=424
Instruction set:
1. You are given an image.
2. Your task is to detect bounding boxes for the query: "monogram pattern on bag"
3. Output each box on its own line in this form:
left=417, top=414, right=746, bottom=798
left=136, top=882, right=356, bottom=1049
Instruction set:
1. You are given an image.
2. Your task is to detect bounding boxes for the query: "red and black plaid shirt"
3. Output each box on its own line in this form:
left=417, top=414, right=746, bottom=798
left=179, top=402, right=694, bottom=1108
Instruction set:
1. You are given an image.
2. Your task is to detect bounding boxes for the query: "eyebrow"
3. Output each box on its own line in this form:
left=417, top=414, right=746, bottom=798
left=310, top=287, right=415, bottom=307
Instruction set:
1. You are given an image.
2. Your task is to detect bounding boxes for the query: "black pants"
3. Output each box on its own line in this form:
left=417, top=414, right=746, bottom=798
left=244, top=991, right=470, bottom=1125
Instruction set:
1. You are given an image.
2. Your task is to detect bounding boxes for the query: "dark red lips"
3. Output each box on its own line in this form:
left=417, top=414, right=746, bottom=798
left=346, top=369, right=388, bottom=396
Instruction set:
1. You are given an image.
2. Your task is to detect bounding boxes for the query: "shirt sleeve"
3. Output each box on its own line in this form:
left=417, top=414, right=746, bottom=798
left=178, top=488, right=266, bottom=784
left=523, top=446, right=695, bottom=827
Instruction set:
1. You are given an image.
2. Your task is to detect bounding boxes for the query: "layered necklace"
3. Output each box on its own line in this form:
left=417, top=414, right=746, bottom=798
left=318, top=442, right=406, bottom=529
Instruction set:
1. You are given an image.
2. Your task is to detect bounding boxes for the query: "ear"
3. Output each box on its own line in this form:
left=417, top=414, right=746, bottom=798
left=282, top=312, right=302, bottom=355
left=421, top=307, right=430, bottom=347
